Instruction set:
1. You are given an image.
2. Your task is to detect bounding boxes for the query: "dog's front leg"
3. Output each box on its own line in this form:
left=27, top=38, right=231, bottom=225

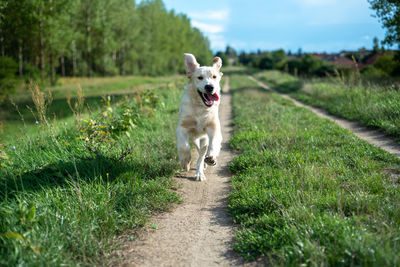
left=204, top=121, right=222, bottom=166
left=176, top=127, right=191, bottom=171
left=194, top=137, right=208, bottom=181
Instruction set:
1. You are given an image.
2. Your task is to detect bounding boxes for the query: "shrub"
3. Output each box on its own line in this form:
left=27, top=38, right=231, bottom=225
left=0, top=56, right=18, bottom=104
left=361, top=65, right=389, bottom=78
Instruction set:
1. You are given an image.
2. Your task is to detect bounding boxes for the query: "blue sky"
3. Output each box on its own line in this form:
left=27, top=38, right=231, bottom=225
left=161, top=0, right=388, bottom=53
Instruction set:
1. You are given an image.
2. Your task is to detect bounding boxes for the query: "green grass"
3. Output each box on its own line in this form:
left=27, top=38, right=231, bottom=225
left=1, top=75, right=182, bottom=142
left=0, top=80, right=184, bottom=265
left=228, top=73, right=400, bottom=265
left=255, top=70, right=400, bottom=141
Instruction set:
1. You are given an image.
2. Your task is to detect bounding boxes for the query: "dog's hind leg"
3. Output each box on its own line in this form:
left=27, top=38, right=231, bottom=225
left=177, top=127, right=191, bottom=172
left=194, top=136, right=208, bottom=181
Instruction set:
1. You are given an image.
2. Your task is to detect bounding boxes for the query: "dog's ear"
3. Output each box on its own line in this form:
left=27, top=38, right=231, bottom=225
left=184, top=53, right=199, bottom=76
left=212, top=57, right=222, bottom=71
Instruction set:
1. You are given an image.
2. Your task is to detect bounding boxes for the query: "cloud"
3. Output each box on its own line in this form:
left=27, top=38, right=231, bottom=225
left=189, top=10, right=229, bottom=21
left=188, top=9, right=230, bottom=50
left=192, top=21, right=225, bottom=34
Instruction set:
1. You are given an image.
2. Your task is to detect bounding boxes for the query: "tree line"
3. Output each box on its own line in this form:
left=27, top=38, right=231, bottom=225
left=0, top=0, right=212, bottom=85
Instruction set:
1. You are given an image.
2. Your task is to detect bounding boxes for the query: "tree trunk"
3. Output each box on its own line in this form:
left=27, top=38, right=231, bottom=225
left=86, top=2, right=92, bottom=77
left=50, top=52, right=56, bottom=86
left=72, top=40, right=77, bottom=77
left=120, top=42, right=125, bottom=75
left=0, top=27, right=4, bottom=57
left=40, top=20, right=45, bottom=83
left=60, top=55, right=65, bottom=77
left=18, top=40, right=23, bottom=76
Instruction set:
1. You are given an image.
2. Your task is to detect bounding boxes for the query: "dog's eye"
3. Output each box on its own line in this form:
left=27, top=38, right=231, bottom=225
left=212, top=75, right=217, bottom=79
left=198, top=76, right=203, bottom=80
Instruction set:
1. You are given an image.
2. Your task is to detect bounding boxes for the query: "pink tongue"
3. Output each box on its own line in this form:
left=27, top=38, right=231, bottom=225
left=208, top=93, right=219, bottom=101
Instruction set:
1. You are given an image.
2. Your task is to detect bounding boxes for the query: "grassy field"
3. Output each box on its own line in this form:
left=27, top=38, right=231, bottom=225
left=255, top=70, right=400, bottom=141
left=228, top=73, right=400, bottom=265
left=1, top=75, right=179, bottom=142
left=0, top=78, right=184, bottom=265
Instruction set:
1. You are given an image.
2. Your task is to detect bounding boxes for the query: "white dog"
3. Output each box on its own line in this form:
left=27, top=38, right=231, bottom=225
left=176, top=53, right=223, bottom=181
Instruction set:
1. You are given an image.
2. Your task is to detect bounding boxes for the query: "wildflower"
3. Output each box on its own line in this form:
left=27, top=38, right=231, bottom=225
left=12, top=146, right=16, bottom=150
left=35, top=120, right=39, bottom=125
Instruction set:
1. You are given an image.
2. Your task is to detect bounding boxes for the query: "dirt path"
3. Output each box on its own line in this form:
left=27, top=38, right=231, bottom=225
left=114, top=77, right=246, bottom=266
left=249, top=76, right=400, bottom=159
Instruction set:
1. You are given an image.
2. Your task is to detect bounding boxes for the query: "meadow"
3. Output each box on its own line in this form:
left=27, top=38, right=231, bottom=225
left=0, top=76, right=184, bottom=265
left=1, top=75, right=177, bottom=142
left=228, top=72, right=400, bottom=265
left=255, top=70, right=400, bottom=141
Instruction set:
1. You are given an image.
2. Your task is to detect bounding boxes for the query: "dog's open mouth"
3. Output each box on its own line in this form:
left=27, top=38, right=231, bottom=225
left=198, top=90, right=219, bottom=107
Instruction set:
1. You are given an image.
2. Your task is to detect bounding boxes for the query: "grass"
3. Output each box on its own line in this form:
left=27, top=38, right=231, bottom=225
left=255, top=70, right=400, bottom=141
left=1, top=75, right=181, bottom=142
left=0, top=79, right=184, bottom=265
left=228, top=72, right=400, bottom=265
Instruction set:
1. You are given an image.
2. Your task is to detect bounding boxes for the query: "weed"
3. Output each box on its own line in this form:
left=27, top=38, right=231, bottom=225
left=28, top=80, right=53, bottom=125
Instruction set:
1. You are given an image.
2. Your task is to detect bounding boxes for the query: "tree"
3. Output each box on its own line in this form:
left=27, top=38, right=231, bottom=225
left=373, top=36, right=380, bottom=53
left=0, top=0, right=213, bottom=79
left=369, top=0, right=400, bottom=48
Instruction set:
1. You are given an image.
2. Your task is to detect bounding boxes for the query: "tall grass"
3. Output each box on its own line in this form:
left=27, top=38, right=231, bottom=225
left=256, top=70, right=400, bottom=141
left=1, top=75, right=183, bottom=142
left=229, top=73, right=400, bottom=265
left=0, top=79, right=184, bottom=265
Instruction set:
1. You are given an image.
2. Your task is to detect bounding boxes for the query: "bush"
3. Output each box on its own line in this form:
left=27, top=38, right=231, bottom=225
left=0, top=56, right=18, bottom=104
left=23, top=63, right=41, bottom=82
left=373, top=53, right=399, bottom=76
left=361, top=65, right=389, bottom=78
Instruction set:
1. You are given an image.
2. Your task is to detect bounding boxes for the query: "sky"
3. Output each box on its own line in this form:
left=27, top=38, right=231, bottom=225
left=160, top=0, right=388, bottom=53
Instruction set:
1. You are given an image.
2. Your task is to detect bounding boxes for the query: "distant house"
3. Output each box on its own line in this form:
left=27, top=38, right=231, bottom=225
left=332, top=57, right=354, bottom=68
left=311, top=50, right=386, bottom=69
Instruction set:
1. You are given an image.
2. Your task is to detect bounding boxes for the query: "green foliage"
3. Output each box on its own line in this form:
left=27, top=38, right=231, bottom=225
left=361, top=65, right=389, bottom=78
left=291, top=54, right=335, bottom=77
left=369, top=0, right=400, bottom=47
left=229, top=73, right=400, bottom=264
left=239, top=50, right=335, bottom=77
left=0, top=56, right=18, bottom=104
left=0, top=78, right=183, bottom=265
left=0, top=0, right=212, bottom=79
left=257, top=70, right=400, bottom=141
left=373, top=52, right=400, bottom=76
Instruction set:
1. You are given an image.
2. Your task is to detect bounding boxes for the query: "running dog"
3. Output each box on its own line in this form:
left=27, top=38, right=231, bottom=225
left=176, top=53, right=223, bottom=181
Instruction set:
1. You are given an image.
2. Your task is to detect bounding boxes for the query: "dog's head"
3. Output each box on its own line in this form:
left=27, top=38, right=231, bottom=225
left=184, top=53, right=223, bottom=108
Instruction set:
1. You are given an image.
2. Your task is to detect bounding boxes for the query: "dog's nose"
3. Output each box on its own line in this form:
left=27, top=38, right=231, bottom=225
left=204, top=84, right=214, bottom=93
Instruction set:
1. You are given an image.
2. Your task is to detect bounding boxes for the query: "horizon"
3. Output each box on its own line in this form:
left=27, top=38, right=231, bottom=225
left=160, top=0, right=393, bottom=54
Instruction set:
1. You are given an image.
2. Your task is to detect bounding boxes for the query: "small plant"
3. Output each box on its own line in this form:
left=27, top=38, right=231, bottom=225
left=67, top=84, right=85, bottom=122
left=0, top=144, right=9, bottom=167
left=0, top=202, right=43, bottom=256
left=78, top=96, right=140, bottom=154
left=29, top=80, right=53, bottom=125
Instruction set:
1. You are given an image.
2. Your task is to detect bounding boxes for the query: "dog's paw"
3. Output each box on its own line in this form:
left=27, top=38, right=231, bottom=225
left=195, top=172, right=206, bottom=181
left=180, top=160, right=191, bottom=172
left=204, top=156, right=217, bottom=166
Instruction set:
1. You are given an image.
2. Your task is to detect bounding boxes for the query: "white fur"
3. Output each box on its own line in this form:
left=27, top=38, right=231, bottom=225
left=176, top=53, right=223, bottom=181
